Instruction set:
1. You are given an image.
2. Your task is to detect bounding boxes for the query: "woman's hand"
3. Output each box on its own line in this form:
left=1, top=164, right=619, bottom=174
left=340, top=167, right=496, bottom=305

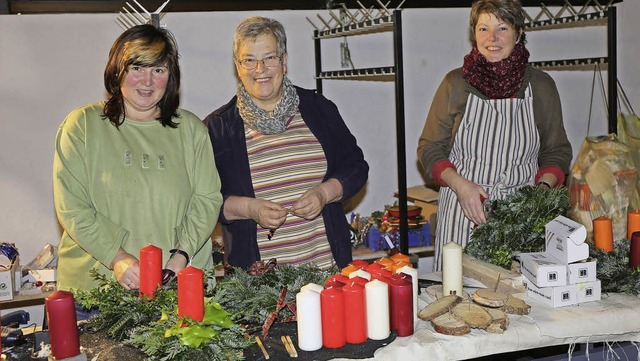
left=249, top=198, right=288, bottom=229
left=111, top=248, right=140, bottom=290
left=441, top=168, right=488, bottom=226
left=291, top=179, right=343, bottom=220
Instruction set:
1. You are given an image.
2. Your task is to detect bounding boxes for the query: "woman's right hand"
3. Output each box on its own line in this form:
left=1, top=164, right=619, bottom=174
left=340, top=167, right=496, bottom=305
left=248, top=198, right=288, bottom=229
left=111, top=248, right=140, bottom=290
left=441, top=168, right=488, bottom=226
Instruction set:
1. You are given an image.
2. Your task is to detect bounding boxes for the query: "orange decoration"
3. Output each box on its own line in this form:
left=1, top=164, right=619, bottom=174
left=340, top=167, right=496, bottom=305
left=593, top=216, right=614, bottom=252
left=628, top=210, right=640, bottom=240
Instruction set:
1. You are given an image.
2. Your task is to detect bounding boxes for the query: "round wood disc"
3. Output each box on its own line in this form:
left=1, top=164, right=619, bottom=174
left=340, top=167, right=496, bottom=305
left=501, top=295, right=531, bottom=315
left=418, top=294, right=462, bottom=321
left=451, top=302, right=493, bottom=329
left=472, top=288, right=508, bottom=308
left=425, top=285, right=470, bottom=301
left=430, top=313, right=471, bottom=336
left=484, top=307, right=509, bottom=333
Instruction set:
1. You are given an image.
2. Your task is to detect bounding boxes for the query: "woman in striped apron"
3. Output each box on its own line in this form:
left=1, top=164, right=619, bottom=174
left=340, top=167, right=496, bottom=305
left=417, top=0, right=572, bottom=270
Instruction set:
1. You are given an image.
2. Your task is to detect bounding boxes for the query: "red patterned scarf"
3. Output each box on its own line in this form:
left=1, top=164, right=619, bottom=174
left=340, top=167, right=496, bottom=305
left=462, top=42, right=529, bottom=99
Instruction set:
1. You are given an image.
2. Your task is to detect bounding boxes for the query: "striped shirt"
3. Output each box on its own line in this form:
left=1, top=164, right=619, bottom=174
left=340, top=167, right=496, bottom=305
left=245, top=111, right=333, bottom=269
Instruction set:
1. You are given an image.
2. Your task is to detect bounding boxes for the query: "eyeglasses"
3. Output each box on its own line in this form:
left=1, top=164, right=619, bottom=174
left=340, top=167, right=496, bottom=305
left=236, top=55, right=281, bottom=70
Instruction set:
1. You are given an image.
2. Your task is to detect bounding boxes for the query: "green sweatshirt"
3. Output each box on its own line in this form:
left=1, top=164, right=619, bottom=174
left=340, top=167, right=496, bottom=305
left=53, top=103, right=222, bottom=291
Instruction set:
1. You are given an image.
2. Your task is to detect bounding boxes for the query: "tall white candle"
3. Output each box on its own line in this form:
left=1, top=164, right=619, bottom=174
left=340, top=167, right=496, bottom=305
left=398, top=265, right=418, bottom=323
left=365, top=279, right=390, bottom=340
left=296, top=288, right=323, bottom=351
left=442, top=242, right=463, bottom=297
left=301, top=283, right=325, bottom=294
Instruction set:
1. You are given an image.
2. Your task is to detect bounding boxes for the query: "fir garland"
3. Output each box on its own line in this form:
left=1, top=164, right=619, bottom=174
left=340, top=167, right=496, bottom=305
left=590, top=239, right=640, bottom=295
left=465, top=185, right=570, bottom=269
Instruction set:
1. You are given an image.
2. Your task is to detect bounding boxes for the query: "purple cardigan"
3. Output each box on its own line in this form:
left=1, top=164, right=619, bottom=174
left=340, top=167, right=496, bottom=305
left=203, top=86, right=369, bottom=269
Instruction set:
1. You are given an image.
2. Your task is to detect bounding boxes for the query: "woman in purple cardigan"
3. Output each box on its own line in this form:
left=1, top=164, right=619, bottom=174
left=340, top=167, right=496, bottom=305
left=203, top=16, right=368, bottom=269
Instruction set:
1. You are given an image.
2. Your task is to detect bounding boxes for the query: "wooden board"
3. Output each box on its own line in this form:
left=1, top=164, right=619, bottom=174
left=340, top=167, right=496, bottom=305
left=462, top=254, right=524, bottom=294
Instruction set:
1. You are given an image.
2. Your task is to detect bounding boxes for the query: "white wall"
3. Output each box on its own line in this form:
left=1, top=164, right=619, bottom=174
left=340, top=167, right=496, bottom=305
left=1, top=2, right=639, bottom=263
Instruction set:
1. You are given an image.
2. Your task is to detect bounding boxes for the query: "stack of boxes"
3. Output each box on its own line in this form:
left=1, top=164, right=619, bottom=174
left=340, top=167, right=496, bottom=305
left=519, top=215, right=601, bottom=308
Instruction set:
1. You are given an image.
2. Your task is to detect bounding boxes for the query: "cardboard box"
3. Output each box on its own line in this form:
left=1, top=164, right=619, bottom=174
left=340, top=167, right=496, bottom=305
left=576, top=280, right=601, bottom=303
left=567, top=259, right=597, bottom=285
left=545, top=215, right=589, bottom=264
left=398, top=185, right=439, bottom=241
left=519, top=252, right=567, bottom=288
left=0, top=257, right=19, bottom=301
left=523, top=275, right=577, bottom=308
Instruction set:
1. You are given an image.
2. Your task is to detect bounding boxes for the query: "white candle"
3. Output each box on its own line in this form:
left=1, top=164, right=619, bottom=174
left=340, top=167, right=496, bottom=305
left=301, top=283, right=325, bottom=294
left=349, top=269, right=371, bottom=281
left=442, top=242, right=463, bottom=297
left=365, top=279, right=390, bottom=340
left=296, top=288, right=323, bottom=351
left=397, top=265, right=418, bottom=324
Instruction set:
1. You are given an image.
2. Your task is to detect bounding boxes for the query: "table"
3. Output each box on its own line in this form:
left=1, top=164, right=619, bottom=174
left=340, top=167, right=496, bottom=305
left=330, top=291, right=640, bottom=361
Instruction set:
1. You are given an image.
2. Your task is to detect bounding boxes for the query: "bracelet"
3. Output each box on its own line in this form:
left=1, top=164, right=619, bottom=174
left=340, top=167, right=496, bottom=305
left=169, top=249, right=190, bottom=265
left=537, top=180, right=553, bottom=189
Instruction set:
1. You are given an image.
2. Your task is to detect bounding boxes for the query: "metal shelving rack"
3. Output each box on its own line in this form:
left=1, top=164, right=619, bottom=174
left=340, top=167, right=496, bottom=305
left=311, top=7, right=410, bottom=254
left=526, top=3, right=618, bottom=133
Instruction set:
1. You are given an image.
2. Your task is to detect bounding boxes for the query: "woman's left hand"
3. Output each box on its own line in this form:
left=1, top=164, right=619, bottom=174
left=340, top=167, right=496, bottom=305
left=291, top=179, right=343, bottom=220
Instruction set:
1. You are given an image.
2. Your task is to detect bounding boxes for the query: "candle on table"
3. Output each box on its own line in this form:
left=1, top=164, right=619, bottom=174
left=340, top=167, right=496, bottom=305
left=390, top=253, right=410, bottom=264
left=349, top=276, right=369, bottom=287
left=139, top=244, right=163, bottom=298
left=389, top=277, right=413, bottom=337
left=342, top=282, right=367, bottom=344
left=593, top=216, right=614, bottom=252
left=296, top=288, right=323, bottom=351
left=301, top=283, right=324, bottom=294
left=365, top=262, right=384, bottom=273
left=390, top=260, right=410, bottom=274
left=327, top=273, right=349, bottom=284
left=398, top=265, right=418, bottom=323
left=45, top=290, right=80, bottom=359
left=178, top=266, right=204, bottom=322
left=320, top=286, right=346, bottom=348
left=628, top=210, right=640, bottom=240
left=630, top=231, right=640, bottom=269
left=341, top=264, right=360, bottom=277
left=324, top=281, right=345, bottom=289
left=349, top=269, right=371, bottom=281
left=442, top=242, right=463, bottom=297
left=365, top=279, right=390, bottom=340
left=350, top=259, right=369, bottom=269
left=376, top=257, right=394, bottom=268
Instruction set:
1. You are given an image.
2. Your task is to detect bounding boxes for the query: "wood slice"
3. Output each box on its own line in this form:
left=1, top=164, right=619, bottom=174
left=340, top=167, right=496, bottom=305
left=472, top=288, right=508, bottom=308
left=451, top=302, right=493, bottom=329
left=425, top=285, right=470, bottom=301
left=501, top=295, right=531, bottom=315
left=484, top=308, right=509, bottom=333
left=430, top=313, right=471, bottom=336
left=418, top=294, right=462, bottom=321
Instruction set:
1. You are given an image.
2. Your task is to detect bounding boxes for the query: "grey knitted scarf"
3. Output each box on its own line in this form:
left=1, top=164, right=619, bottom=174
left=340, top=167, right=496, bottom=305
left=237, top=77, right=300, bottom=135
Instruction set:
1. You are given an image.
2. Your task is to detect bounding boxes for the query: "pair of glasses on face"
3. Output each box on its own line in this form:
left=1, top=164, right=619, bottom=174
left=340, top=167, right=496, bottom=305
left=237, top=55, right=281, bottom=70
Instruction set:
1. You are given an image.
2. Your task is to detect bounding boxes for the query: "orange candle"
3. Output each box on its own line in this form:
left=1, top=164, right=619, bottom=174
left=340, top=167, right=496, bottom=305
left=628, top=210, right=640, bottom=240
left=341, top=264, right=360, bottom=277
left=376, top=257, right=394, bottom=268
left=390, top=253, right=410, bottom=264
left=593, top=216, right=614, bottom=252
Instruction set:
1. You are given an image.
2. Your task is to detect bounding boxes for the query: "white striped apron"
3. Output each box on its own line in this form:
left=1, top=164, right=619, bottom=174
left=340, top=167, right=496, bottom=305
left=433, top=85, right=540, bottom=271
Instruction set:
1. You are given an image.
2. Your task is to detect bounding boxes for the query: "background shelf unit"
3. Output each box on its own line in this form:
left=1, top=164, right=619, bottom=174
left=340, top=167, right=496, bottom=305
left=313, top=9, right=411, bottom=254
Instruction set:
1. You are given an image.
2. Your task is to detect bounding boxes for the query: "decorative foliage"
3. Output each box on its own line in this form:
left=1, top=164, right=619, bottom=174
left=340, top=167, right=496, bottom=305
left=466, top=185, right=570, bottom=269
left=590, top=239, right=640, bottom=295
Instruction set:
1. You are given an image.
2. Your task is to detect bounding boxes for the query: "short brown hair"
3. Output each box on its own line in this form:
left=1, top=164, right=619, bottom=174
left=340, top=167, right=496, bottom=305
left=470, top=0, right=527, bottom=44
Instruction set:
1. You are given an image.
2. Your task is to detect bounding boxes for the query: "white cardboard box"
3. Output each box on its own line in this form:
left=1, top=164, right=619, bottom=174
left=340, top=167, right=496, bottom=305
left=576, top=279, right=601, bottom=303
left=0, top=257, right=19, bottom=301
left=523, top=275, right=577, bottom=308
left=567, top=259, right=597, bottom=285
left=545, top=215, right=589, bottom=264
left=520, top=252, right=567, bottom=288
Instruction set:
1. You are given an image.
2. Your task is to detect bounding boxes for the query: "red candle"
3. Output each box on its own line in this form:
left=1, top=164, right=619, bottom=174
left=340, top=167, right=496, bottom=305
left=320, top=286, right=346, bottom=348
left=593, top=216, right=614, bottom=252
left=342, top=282, right=367, bottom=344
left=324, top=281, right=345, bottom=289
left=629, top=210, right=640, bottom=240
left=365, top=262, right=384, bottom=273
left=390, top=278, right=413, bottom=337
left=139, top=244, right=162, bottom=298
left=45, top=290, right=80, bottom=359
left=327, top=273, right=349, bottom=284
left=178, top=266, right=204, bottom=322
left=349, top=259, right=369, bottom=269
left=349, top=276, right=369, bottom=287
left=630, top=231, right=640, bottom=269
